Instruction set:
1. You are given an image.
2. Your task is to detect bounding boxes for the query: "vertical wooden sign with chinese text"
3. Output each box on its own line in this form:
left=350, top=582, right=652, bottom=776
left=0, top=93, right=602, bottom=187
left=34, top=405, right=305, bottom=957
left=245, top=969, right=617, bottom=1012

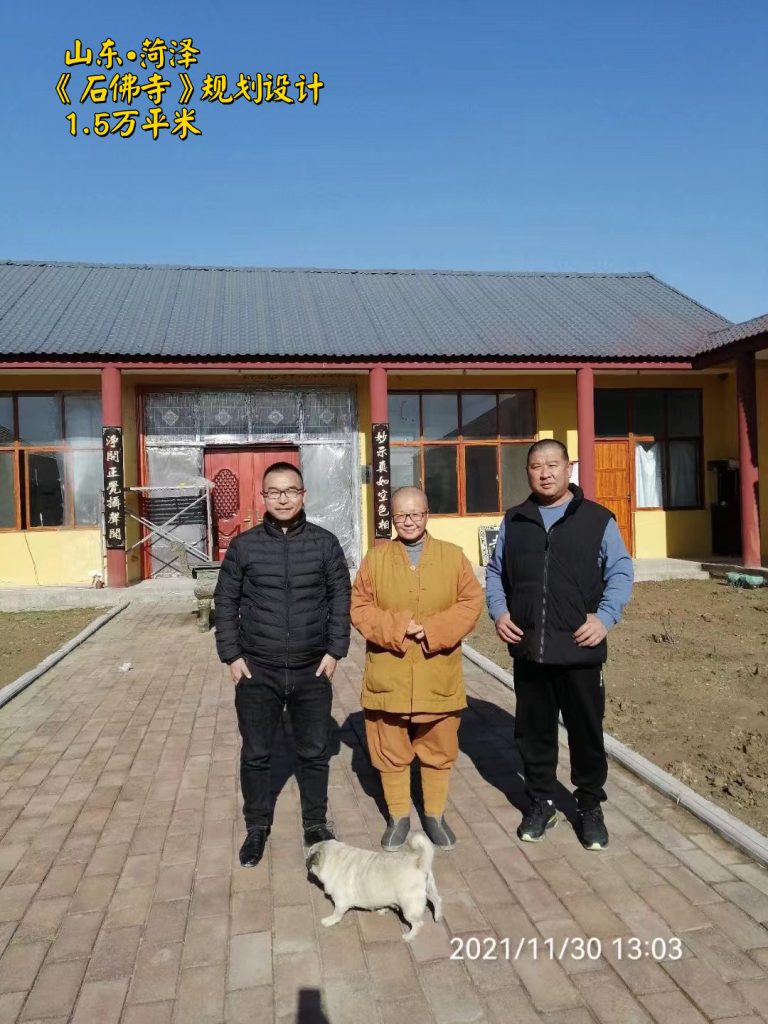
left=372, top=423, right=392, bottom=539
left=102, top=426, right=126, bottom=549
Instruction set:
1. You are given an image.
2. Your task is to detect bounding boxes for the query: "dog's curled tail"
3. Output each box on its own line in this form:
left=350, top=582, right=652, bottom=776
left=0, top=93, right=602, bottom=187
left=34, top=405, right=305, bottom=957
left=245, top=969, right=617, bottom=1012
left=407, top=831, right=435, bottom=873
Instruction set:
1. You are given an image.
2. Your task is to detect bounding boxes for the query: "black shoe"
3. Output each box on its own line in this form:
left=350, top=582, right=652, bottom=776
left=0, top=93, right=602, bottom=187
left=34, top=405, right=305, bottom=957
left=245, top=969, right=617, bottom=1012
left=303, top=820, right=337, bottom=846
left=577, top=806, right=609, bottom=850
left=516, top=799, right=558, bottom=842
left=423, top=815, right=456, bottom=850
left=381, top=816, right=411, bottom=851
left=239, top=825, right=269, bottom=867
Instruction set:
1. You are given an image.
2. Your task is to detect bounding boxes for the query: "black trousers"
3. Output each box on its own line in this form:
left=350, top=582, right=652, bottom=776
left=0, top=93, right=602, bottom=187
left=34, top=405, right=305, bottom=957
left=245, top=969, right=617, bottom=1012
left=513, top=660, right=607, bottom=809
left=234, top=660, right=333, bottom=828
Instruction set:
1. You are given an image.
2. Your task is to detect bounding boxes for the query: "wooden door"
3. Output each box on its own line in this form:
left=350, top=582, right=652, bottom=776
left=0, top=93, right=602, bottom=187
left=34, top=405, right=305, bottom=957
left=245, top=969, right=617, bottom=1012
left=204, top=447, right=300, bottom=560
left=595, top=441, right=633, bottom=554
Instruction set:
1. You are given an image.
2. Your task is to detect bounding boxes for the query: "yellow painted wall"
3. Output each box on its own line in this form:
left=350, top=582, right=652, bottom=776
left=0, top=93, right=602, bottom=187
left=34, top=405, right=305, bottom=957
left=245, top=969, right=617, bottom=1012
left=0, top=530, right=102, bottom=586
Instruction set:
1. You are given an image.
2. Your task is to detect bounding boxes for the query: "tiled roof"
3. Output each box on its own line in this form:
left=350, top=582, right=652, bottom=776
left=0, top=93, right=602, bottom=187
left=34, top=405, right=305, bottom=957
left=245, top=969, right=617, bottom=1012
left=699, top=312, right=768, bottom=353
left=0, top=260, right=733, bottom=360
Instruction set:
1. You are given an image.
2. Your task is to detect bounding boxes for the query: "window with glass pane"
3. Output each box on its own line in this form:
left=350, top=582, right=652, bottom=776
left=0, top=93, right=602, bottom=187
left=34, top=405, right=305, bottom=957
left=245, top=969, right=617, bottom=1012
left=424, top=446, right=458, bottom=514
left=499, top=392, right=535, bottom=438
left=635, top=442, right=663, bottom=507
left=64, top=394, right=101, bottom=445
left=0, top=452, right=15, bottom=528
left=389, top=394, right=420, bottom=441
left=501, top=446, right=530, bottom=508
left=667, top=390, right=700, bottom=437
left=27, top=452, right=66, bottom=527
left=0, top=395, right=13, bottom=445
left=465, top=446, right=498, bottom=513
left=72, top=451, right=102, bottom=525
left=422, top=394, right=458, bottom=440
left=668, top=441, right=699, bottom=507
left=461, top=394, right=497, bottom=438
left=633, top=390, right=665, bottom=435
left=390, top=446, right=421, bottom=490
left=595, top=390, right=629, bottom=437
left=18, top=396, right=63, bottom=445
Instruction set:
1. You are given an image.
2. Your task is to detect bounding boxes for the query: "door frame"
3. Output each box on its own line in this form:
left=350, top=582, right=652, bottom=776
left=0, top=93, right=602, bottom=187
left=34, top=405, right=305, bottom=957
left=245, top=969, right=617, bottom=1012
left=594, top=439, right=635, bottom=556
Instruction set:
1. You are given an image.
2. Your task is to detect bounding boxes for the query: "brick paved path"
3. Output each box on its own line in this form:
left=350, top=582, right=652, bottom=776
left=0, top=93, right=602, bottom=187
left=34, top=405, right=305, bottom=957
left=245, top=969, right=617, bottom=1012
left=0, top=603, right=767, bottom=1024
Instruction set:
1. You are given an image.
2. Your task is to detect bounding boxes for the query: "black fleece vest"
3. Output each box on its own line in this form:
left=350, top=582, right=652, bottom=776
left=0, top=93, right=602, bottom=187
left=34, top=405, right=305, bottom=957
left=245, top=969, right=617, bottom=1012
left=503, top=486, right=612, bottom=666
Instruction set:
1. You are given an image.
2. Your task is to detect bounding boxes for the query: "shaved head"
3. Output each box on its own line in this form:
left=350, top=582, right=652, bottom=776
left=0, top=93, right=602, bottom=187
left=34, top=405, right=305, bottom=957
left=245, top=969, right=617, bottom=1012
left=391, top=487, right=428, bottom=509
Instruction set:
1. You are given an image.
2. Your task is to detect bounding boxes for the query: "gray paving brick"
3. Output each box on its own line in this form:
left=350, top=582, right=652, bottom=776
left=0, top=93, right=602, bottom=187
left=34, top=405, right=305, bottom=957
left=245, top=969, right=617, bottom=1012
left=0, top=940, right=48, bottom=994
left=14, top=897, right=70, bottom=943
left=173, top=963, right=226, bottom=1024
left=20, top=957, right=87, bottom=1019
left=571, top=969, right=652, bottom=1023
left=129, top=942, right=183, bottom=1004
left=227, top=932, right=271, bottom=990
left=420, top=958, right=486, bottom=1023
left=70, top=977, right=129, bottom=1024
left=663, top=957, right=751, bottom=1018
left=323, top=973, right=379, bottom=1024
left=225, top=984, right=273, bottom=1024
left=639, top=990, right=709, bottom=1024
left=682, top=926, right=766, bottom=982
left=274, top=951, right=321, bottom=1017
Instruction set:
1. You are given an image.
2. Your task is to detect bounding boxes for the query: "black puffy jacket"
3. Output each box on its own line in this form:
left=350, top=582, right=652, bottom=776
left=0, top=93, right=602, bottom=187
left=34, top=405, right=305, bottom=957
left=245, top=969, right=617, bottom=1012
left=213, top=510, right=351, bottom=668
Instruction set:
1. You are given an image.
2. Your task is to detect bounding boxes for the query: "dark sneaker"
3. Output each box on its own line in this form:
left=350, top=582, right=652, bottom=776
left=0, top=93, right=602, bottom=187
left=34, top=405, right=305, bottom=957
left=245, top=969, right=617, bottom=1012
left=423, top=815, right=456, bottom=850
left=381, top=816, right=411, bottom=851
left=516, top=799, right=558, bottom=842
left=239, top=825, right=269, bottom=867
left=303, top=820, right=337, bottom=846
left=577, top=806, right=609, bottom=850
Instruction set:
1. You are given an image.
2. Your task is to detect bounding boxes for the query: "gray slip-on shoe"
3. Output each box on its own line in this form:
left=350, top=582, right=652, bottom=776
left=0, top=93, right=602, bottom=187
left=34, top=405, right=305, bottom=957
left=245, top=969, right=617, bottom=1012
left=381, top=816, right=411, bottom=851
left=423, top=815, right=456, bottom=850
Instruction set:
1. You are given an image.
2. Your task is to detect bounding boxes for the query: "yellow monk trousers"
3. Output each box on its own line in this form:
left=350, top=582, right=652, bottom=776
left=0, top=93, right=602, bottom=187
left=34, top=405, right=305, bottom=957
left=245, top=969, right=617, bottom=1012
left=364, top=710, right=461, bottom=818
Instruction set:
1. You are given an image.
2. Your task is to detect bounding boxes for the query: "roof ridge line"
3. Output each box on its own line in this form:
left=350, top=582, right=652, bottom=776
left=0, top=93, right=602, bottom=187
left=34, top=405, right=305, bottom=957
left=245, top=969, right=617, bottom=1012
left=0, top=259, right=653, bottom=279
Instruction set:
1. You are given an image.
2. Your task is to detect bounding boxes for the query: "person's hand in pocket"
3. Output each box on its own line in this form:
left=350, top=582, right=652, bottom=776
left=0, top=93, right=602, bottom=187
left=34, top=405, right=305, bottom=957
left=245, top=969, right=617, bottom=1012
left=316, top=654, right=337, bottom=680
left=229, top=657, right=252, bottom=684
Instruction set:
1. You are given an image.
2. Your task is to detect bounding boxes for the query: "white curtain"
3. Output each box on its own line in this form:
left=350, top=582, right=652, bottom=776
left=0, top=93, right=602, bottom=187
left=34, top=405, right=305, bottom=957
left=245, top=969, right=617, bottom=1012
left=635, top=442, right=662, bottom=507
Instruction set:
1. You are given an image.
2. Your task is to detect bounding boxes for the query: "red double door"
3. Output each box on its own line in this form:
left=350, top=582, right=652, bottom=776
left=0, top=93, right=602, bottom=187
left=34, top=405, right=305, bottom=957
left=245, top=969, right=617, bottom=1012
left=204, top=446, right=300, bottom=561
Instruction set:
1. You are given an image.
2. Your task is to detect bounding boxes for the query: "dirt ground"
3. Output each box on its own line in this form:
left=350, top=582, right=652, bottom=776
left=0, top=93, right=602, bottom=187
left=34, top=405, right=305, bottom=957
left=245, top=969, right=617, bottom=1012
left=468, top=579, right=768, bottom=835
left=0, top=609, right=107, bottom=688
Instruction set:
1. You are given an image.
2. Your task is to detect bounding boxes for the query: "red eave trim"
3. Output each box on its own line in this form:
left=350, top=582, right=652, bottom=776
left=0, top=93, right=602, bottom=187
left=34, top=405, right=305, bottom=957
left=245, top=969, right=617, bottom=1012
left=0, top=358, right=697, bottom=371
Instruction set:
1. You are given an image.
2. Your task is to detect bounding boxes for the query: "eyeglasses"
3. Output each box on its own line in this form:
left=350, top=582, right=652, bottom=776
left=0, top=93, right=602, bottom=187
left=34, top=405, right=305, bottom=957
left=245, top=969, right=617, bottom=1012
left=392, top=511, right=428, bottom=524
left=262, top=487, right=305, bottom=500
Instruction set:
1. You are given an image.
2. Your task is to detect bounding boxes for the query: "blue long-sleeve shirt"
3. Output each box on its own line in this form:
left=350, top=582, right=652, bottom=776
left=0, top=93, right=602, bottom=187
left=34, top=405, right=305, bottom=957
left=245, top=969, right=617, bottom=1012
left=485, top=507, right=634, bottom=630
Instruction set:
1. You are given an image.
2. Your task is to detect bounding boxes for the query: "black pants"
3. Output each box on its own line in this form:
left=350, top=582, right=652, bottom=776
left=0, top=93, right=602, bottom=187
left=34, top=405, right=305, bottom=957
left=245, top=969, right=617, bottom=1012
left=513, top=660, right=607, bottom=809
left=234, top=660, right=333, bottom=828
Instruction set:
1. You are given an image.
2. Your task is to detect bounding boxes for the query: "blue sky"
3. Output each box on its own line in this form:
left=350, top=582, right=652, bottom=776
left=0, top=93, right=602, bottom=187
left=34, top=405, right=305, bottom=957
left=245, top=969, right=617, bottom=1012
left=1, top=0, right=765, bottom=322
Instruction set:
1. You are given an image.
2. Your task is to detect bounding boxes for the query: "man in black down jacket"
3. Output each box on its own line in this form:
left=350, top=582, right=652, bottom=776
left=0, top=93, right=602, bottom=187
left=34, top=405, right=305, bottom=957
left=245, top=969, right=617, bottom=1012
left=214, top=461, right=351, bottom=866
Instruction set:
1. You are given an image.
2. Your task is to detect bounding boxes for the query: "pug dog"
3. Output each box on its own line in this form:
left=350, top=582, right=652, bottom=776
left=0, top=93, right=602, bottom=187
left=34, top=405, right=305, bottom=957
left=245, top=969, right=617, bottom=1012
left=306, top=831, right=442, bottom=942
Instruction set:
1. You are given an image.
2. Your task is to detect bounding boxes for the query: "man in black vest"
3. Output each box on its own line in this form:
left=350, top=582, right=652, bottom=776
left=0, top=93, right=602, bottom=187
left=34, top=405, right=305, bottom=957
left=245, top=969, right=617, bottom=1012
left=214, top=462, right=351, bottom=867
left=486, top=440, right=633, bottom=850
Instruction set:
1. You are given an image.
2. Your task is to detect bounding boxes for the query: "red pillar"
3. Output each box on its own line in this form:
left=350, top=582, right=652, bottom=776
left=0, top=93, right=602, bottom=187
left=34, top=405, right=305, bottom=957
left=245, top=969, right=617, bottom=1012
left=737, top=351, right=761, bottom=567
left=101, top=365, right=127, bottom=588
left=369, top=364, right=388, bottom=423
left=576, top=365, right=596, bottom=500
left=369, top=365, right=389, bottom=547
